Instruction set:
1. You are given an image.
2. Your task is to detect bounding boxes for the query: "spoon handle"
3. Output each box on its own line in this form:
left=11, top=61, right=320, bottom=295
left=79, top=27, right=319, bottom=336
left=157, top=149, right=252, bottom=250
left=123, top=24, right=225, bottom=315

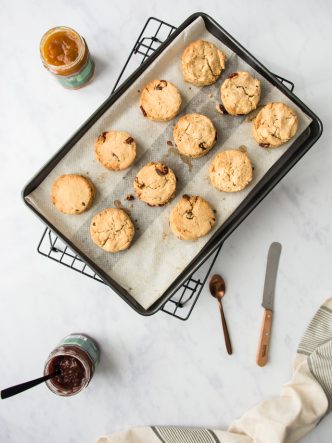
left=219, top=300, right=233, bottom=355
left=1, top=371, right=59, bottom=400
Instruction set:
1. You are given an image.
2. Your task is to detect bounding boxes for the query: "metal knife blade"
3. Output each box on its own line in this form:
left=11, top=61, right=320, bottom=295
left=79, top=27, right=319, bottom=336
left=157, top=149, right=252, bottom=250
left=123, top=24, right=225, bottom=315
left=261, top=242, right=282, bottom=311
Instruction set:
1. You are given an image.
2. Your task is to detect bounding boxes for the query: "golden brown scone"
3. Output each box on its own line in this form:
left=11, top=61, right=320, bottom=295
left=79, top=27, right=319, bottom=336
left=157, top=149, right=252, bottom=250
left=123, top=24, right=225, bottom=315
left=169, top=195, right=216, bottom=241
left=140, top=80, right=182, bottom=121
left=209, top=150, right=253, bottom=192
left=51, top=174, right=95, bottom=215
left=173, top=114, right=217, bottom=158
left=182, top=40, right=226, bottom=86
left=220, top=72, right=261, bottom=115
left=90, top=208, right=135, bottom=253
left=134, top=162, right=176, bottom=206
left=95, top=131, right=136, bottom=170
left=252, top=102, right=298, bottom=147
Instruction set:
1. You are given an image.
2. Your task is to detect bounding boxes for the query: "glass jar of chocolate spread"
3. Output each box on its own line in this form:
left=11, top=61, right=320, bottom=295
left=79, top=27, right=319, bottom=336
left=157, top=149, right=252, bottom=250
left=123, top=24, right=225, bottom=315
left=40, top=26, right=95, bottom=89
left=44, top=333, right=100, bottom=396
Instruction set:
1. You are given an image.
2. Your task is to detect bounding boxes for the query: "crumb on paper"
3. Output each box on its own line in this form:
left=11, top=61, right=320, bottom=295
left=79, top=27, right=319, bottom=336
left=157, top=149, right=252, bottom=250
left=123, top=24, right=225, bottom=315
left=238, top=145, right=247, bottom=153
left=216, top=103, right=227, bottom=114
left=208, top=93, right=212, bottom=98
left=167, top=147, right=192, bottom=171
left=126, top=194, right=135, bottom=201
left=167, top=140, right=173, bottom=146
left=96, top=172, right=108, bottom=183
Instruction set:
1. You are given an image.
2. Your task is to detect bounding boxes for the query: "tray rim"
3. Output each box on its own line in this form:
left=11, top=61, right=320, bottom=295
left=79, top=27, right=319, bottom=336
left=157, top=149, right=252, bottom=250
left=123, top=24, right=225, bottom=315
left=22, top=12, right=323, bottom=315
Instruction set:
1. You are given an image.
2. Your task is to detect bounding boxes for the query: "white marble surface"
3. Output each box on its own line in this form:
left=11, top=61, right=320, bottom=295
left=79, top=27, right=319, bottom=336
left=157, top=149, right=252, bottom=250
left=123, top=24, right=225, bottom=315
left=0, top=1, right=331, bottom=442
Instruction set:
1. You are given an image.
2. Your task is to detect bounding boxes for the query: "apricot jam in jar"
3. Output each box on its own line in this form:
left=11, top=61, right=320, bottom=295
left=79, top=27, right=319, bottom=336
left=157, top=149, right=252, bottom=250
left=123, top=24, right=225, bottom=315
left=44, top=334, right=100, bottom=396
left=40, top=27, right=95, bottom=89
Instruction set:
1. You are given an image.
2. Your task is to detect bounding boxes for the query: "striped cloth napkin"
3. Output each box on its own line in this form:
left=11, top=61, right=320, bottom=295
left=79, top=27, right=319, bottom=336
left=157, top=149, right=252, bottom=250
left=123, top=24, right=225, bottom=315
left=97, top=297, right=332, bottom=443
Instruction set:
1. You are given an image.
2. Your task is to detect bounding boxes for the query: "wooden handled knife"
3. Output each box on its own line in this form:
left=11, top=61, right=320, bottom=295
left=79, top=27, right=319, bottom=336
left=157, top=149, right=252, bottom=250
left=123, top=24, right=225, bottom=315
left=256, top=242, right=282, bottom=367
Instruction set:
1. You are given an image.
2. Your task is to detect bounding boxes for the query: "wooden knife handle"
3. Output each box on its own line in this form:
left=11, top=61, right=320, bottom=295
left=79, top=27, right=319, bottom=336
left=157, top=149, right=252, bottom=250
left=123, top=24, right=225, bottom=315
left=256, top=309, right=273, bottom=367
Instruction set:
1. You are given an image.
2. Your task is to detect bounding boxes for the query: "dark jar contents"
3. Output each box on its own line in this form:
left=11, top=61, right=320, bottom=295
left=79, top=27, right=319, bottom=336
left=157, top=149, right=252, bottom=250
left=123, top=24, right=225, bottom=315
left=44, top=333, right=100, bottom=396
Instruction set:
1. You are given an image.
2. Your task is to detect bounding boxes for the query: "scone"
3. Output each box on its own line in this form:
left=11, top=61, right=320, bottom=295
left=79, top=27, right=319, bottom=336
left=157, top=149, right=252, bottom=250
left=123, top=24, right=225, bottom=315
left=90, top=208, right=135, bottom=253
left=252, top=102, right=298, bottom=147
left=134, top=162, right=176, bottom=206
left=209, top=150, right=253, bottom=192
left=220, top=72, right=261, bottom=115
left=173, top=114, right=217, bottom=158
left=140, top=80, right=182, bottom=121
left=51, top=174, right=95, bottom=214
left=182, top=40, right=226, bottom=86
left=95, top=131, right=136, bottom=170
left=169, top=195, right=216, bottom=241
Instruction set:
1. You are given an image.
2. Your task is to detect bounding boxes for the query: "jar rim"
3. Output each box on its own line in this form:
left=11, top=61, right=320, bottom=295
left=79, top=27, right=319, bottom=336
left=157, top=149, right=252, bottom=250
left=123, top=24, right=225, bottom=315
left=40, top=26, right=85, bottom=73
left=44, top=347, right=92, bottom=396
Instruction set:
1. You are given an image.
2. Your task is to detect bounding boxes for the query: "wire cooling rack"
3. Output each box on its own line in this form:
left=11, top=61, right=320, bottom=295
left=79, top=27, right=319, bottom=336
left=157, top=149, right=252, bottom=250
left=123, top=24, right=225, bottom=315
left=37, top=17, right=295, bottom=320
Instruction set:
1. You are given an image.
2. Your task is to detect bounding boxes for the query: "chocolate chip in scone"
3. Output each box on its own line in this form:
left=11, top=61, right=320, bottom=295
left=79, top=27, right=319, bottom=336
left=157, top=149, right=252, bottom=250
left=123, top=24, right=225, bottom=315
left=98, top=132, right=107, bottom=142
left=140, top=105, right=147, bottom=117
left=125, top=136, right=134, bottom=144
left=199, top=142, right=207, bottom=150
left=155, top=164, right=169, bottom=176
left=134, top=176, right=144, bottom=188
left=154, top=80, right=167, bottom=90
left=259, top=143, right=270, bottom=148
left=183, top=194, right=190, bottom=200
left=228, top=72, right=239, bottom=79
left=82, top=202, right=86, bottom=206
left=185, top=211, right=194, bottom=219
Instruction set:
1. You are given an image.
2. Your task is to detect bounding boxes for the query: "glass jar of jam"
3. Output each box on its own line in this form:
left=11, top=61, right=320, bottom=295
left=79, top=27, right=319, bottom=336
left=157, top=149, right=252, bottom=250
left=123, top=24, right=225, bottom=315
left=40, top=26, right=95, bottom=89
left=44, top=333, right=100, bottom=396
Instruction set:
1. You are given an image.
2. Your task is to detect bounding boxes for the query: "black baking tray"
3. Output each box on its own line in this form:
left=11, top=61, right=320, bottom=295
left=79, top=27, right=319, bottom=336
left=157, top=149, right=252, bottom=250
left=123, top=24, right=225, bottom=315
left=23, top=12, right=323, bottom=315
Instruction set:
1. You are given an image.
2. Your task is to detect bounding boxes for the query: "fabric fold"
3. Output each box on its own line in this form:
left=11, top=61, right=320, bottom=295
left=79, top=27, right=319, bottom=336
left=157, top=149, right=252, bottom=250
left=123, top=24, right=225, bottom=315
left=97, top=297, right=332, bottom=443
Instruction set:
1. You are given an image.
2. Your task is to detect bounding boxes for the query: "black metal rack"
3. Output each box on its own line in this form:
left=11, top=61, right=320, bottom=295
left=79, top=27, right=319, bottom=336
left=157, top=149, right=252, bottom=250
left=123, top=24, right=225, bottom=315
left=36, top=16, right=296, bottom=320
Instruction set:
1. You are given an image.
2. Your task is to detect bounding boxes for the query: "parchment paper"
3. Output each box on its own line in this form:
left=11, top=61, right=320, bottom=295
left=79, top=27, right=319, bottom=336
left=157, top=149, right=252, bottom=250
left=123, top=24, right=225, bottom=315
left=26, top=17, right=312, bottom=309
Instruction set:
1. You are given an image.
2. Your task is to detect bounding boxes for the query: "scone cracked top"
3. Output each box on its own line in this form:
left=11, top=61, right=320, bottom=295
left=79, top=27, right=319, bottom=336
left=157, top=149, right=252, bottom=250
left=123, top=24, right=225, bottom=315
left=95, top=131, right=136, bottom=170
left=252, top=102, right=298, bottom=148
left=182, top=40, right=226, bottom=86
left=169, top=195, right=216, bottom=241
left=209, top=150, right=253, bottom=192
left=134, top=162, right=176, bottom=206
left=140, top=79, right=182, bottom=122
left=220, top=72, right=261, bottom=116
left=173, top=113, right=217, bottom=158
left=90, top=208, right=135, bottom=253
left=51, top=174, right=95, bottom=215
